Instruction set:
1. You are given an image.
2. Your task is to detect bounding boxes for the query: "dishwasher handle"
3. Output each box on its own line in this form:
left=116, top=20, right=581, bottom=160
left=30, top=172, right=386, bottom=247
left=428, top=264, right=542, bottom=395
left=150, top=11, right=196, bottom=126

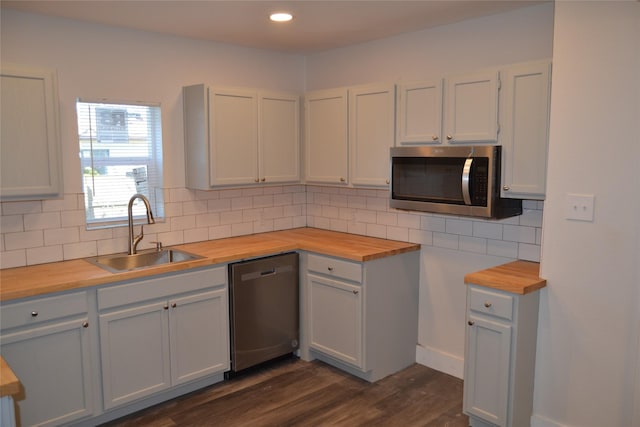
left=239, top=264, right=294, bottom=282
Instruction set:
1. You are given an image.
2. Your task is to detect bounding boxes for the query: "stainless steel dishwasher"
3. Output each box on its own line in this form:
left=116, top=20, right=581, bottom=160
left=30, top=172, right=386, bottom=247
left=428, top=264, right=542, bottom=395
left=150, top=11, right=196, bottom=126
left=228, top=252, right=299, bottom=373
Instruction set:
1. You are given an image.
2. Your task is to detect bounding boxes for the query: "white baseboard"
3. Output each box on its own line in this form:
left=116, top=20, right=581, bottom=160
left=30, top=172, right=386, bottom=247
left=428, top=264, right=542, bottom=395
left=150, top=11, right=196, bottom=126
left=415, top=344, right=464, bottom=379
left=531, top=414, right=568, bottom=427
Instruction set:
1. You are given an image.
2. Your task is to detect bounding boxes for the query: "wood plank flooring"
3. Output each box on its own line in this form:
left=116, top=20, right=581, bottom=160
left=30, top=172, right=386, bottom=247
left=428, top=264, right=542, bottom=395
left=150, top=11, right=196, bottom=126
left=101, top=358, right=468, bottom=427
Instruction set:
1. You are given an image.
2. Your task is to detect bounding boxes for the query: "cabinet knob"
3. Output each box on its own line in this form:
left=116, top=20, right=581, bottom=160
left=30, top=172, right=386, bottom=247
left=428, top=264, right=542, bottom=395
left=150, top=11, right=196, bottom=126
left=171, top=303, right=177, bottom=308
left=484, top=302, right=492, bottom=308
left=164, top=304, right=169, bottom=310
left=352, top=290, right=359, bottom=295
left=327, top=267, right=334, bottom=272
left=339, top=177, right=346, bottom=183
left=432, top=135, right=439, bottom=141
left=386, top=179, right=390, bottom=185
left=254, top=178, right=260, bottom=183
left=468, top=320, right=475, bottom=326
left=446, top=134, right=453, bottom=140
left=503, top=185, right=510, bottom=191
left=261, top=178, right=266, bottom=182
left=31, top=311, right=38, bottom=317
left=82, top=321, right=89, bottom=328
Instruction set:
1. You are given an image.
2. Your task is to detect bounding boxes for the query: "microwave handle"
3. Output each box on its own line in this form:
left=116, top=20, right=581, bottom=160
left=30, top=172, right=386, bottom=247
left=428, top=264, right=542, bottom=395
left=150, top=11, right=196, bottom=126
left=462, top=158, right=473, bottom=205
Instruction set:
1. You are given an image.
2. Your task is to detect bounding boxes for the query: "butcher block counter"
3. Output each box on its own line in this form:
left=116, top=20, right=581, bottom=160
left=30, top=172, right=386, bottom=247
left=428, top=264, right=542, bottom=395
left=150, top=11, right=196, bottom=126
left=0, top=228, right=420, bottom=302
left=464, top=260, right=546, bottom=294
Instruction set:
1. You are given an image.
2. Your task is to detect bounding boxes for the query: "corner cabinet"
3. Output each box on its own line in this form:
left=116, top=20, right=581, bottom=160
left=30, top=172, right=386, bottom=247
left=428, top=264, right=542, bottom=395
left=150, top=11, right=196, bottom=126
left=396, top=70, right=499, bottom=145
left=301, top=250, right=419, bottom=382
left=463, top=262, right=546, bottom=427
left=304, top=88, right=349, bottom=185
left=304, top=83, right=395, bottom=188
left=0, top=291, right=94, bottom=426
left=97, top=266, right=229, bottom=409
left=500, top=61, right=552, bottom=200
left=183, top=84, right=299, bottom=188
left=0, top=65, right=62, bottom=200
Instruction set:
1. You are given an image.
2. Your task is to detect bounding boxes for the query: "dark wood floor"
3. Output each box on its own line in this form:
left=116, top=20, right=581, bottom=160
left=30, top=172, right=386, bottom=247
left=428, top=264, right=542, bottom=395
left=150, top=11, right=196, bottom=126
left=101, top=358, right=469, bottom=427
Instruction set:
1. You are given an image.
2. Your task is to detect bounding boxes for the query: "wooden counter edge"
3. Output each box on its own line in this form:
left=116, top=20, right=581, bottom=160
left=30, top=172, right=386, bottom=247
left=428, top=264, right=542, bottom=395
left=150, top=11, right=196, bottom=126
left=464, top=260, right=547, bottom=295
left=0, top=357, right=21, bottom=398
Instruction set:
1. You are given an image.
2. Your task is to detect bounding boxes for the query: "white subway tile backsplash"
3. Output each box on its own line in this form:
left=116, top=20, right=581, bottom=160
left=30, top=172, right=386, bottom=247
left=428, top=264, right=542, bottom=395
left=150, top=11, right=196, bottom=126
left=1, top=249, right=26, bottom=269
left=5, top=230, right=44, bottom=250
left=445, top=219, right=473, bottom=236
left=1, top=186, right=541, bottom=268
left=27, top=245, right=63, bottom=265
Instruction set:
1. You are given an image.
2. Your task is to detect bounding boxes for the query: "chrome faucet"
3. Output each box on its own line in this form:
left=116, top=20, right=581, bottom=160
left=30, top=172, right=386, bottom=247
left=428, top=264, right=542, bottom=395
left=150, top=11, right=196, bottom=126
left=128, top=194, right=155, bottom=255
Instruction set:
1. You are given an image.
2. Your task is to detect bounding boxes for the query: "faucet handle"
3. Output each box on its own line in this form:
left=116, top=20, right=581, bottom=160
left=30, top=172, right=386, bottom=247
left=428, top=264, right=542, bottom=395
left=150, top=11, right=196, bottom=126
left=150, top=241, right=163, bottom=251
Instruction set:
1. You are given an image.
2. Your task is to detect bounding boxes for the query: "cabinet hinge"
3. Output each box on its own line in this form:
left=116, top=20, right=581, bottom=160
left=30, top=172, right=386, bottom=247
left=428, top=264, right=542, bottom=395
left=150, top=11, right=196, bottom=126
left=497, top=77, right=502, bottom=91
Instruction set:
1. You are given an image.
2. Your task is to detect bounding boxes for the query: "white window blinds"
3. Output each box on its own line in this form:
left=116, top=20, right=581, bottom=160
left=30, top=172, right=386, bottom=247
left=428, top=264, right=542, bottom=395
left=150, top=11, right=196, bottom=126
left=76, top=99, right=164, bottom=228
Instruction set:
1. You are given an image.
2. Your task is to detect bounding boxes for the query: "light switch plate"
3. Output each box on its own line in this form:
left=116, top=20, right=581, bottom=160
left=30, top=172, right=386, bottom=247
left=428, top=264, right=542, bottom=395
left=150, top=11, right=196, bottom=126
left=565, top=193, right=595, bottom=221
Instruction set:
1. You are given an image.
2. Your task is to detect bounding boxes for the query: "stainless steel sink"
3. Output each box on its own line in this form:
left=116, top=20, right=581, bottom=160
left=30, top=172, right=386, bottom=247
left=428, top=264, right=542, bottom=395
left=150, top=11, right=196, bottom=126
left=86, top=249, right=203, bottom=273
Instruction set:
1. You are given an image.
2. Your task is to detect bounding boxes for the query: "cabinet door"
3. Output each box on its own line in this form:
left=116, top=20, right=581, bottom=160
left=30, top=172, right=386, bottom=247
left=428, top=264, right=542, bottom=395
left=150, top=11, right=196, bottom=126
left=0, top=65, right=62, bottom=200
left=500, top=61, right=551, bottom=199
left=349, top=84, right=396, bottom=187
left=444, top=70, right=499, bottom=143
left=463, top=314, right=512, bottom=427
left=169, top=289, right=229, bottom=386
left=259, top=92, right=300, bottom=183
left=209, top=88, right=258, bottom=186
left=304, top=88, right=348, bottom=185
left=0, top=319, right=93, bottom=427
left=307, top=273, right=363, bottom=369
left=396, top=80, right=443, bottom=145
left=99, top=302, right=170, bottom=409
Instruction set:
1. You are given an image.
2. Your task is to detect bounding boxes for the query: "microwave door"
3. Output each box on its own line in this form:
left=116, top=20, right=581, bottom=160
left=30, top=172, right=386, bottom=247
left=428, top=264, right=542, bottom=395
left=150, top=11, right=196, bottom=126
left=392, top=157, right=466, bottom=204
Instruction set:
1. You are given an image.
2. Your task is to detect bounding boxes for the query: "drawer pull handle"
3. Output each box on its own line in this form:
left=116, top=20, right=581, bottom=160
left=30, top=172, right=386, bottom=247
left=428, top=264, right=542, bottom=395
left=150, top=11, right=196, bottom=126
left=484, top=302, right=492, bottom=308
left=82, top=321, right=89, bottom=328
left=468, top=320, right=475, bottom=326
left=31, top=311, right=38, bottom=317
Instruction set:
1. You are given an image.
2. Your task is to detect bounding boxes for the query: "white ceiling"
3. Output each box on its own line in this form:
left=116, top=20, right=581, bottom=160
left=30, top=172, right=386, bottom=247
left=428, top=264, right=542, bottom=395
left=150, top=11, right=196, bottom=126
left=1, top=1, right=546, bottom=54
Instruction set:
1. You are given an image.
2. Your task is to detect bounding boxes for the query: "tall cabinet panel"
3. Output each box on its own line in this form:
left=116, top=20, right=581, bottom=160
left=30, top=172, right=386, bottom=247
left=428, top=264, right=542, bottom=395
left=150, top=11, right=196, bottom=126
left=0, top=65, right=62, bottom=200
left=500, top=61, right=551, bottom=200
left=349, top=84, right=395, bottom=187
left=259, top=92, right=300, bottom=183
left=209, top=88, right=259, bottom=186
left=304, top=89, right=348, bottom=185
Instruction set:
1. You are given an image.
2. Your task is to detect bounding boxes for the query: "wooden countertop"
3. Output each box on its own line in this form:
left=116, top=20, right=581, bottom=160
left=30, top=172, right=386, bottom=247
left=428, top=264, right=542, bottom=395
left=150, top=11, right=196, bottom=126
left=0, top=228, right=419, bottom=302
left=464, top=260, right=546, bottom=294
left=0, top=357, right=21, bottom=398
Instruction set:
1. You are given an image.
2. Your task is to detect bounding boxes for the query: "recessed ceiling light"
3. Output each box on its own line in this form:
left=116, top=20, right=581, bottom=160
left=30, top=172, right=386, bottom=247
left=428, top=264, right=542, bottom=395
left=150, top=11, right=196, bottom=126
left=270, top=12, right=293, bottom=22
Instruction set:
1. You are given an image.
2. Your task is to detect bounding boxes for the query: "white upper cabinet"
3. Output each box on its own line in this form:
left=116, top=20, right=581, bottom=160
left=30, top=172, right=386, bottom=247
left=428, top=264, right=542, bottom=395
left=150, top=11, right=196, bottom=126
left=209, top=87, right=258, bottom=186
left=304, top=88, right=349, bottom=185
left=259, top=92, right=300, bottom=183
left=500, top=61, right=552, bottom=200
left=1, top=65, right=62, bottom=200
left=444, top=70, right=500, bottom=143
left=183, top=84, right=299, bottom=188
left=349, top=83, right=395, bottom=187
left=396, top=79, right=443, bottom=144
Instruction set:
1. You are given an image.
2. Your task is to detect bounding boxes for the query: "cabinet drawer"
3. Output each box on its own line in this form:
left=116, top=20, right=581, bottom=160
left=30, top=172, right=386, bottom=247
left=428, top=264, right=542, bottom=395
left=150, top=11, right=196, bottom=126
left=468, top=286, right=513, bottom=321
left=307, top=253, right=362, bottom=283
left=0, top=291, right=88, bottom=330
left=98, top=266, right=226, bottom=310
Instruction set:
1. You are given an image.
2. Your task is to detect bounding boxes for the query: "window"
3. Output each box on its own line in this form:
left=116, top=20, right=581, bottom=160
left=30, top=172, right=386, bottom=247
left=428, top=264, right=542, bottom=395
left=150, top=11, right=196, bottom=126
left=76, top=99, right=164, bottom=228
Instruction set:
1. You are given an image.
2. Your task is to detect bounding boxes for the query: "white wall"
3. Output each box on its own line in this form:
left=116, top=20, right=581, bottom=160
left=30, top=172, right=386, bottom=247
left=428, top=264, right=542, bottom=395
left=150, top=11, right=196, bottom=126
left=0, top=9, right=305, bottom=191
left=534, top=3, right=640, bottom=427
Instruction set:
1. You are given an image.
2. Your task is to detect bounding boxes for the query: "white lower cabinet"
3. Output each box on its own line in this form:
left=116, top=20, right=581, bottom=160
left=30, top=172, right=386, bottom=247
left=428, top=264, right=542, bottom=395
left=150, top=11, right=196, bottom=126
left=0, top=292, right=94, bottom=427
left=97, top=267, right=229, bottom=410
left=301, top=251, right=419, bottom=382
left=463, top=284, right=540, bottom=427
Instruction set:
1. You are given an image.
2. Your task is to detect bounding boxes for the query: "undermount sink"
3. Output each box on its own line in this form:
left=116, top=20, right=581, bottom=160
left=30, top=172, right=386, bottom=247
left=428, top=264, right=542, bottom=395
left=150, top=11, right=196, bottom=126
left=86, top=249, right=203, bottom=273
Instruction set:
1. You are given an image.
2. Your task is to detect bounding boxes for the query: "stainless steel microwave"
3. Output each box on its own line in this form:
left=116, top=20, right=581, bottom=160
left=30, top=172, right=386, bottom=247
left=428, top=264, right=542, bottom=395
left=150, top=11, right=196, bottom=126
left=390, top=145, right=522, bottom=219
